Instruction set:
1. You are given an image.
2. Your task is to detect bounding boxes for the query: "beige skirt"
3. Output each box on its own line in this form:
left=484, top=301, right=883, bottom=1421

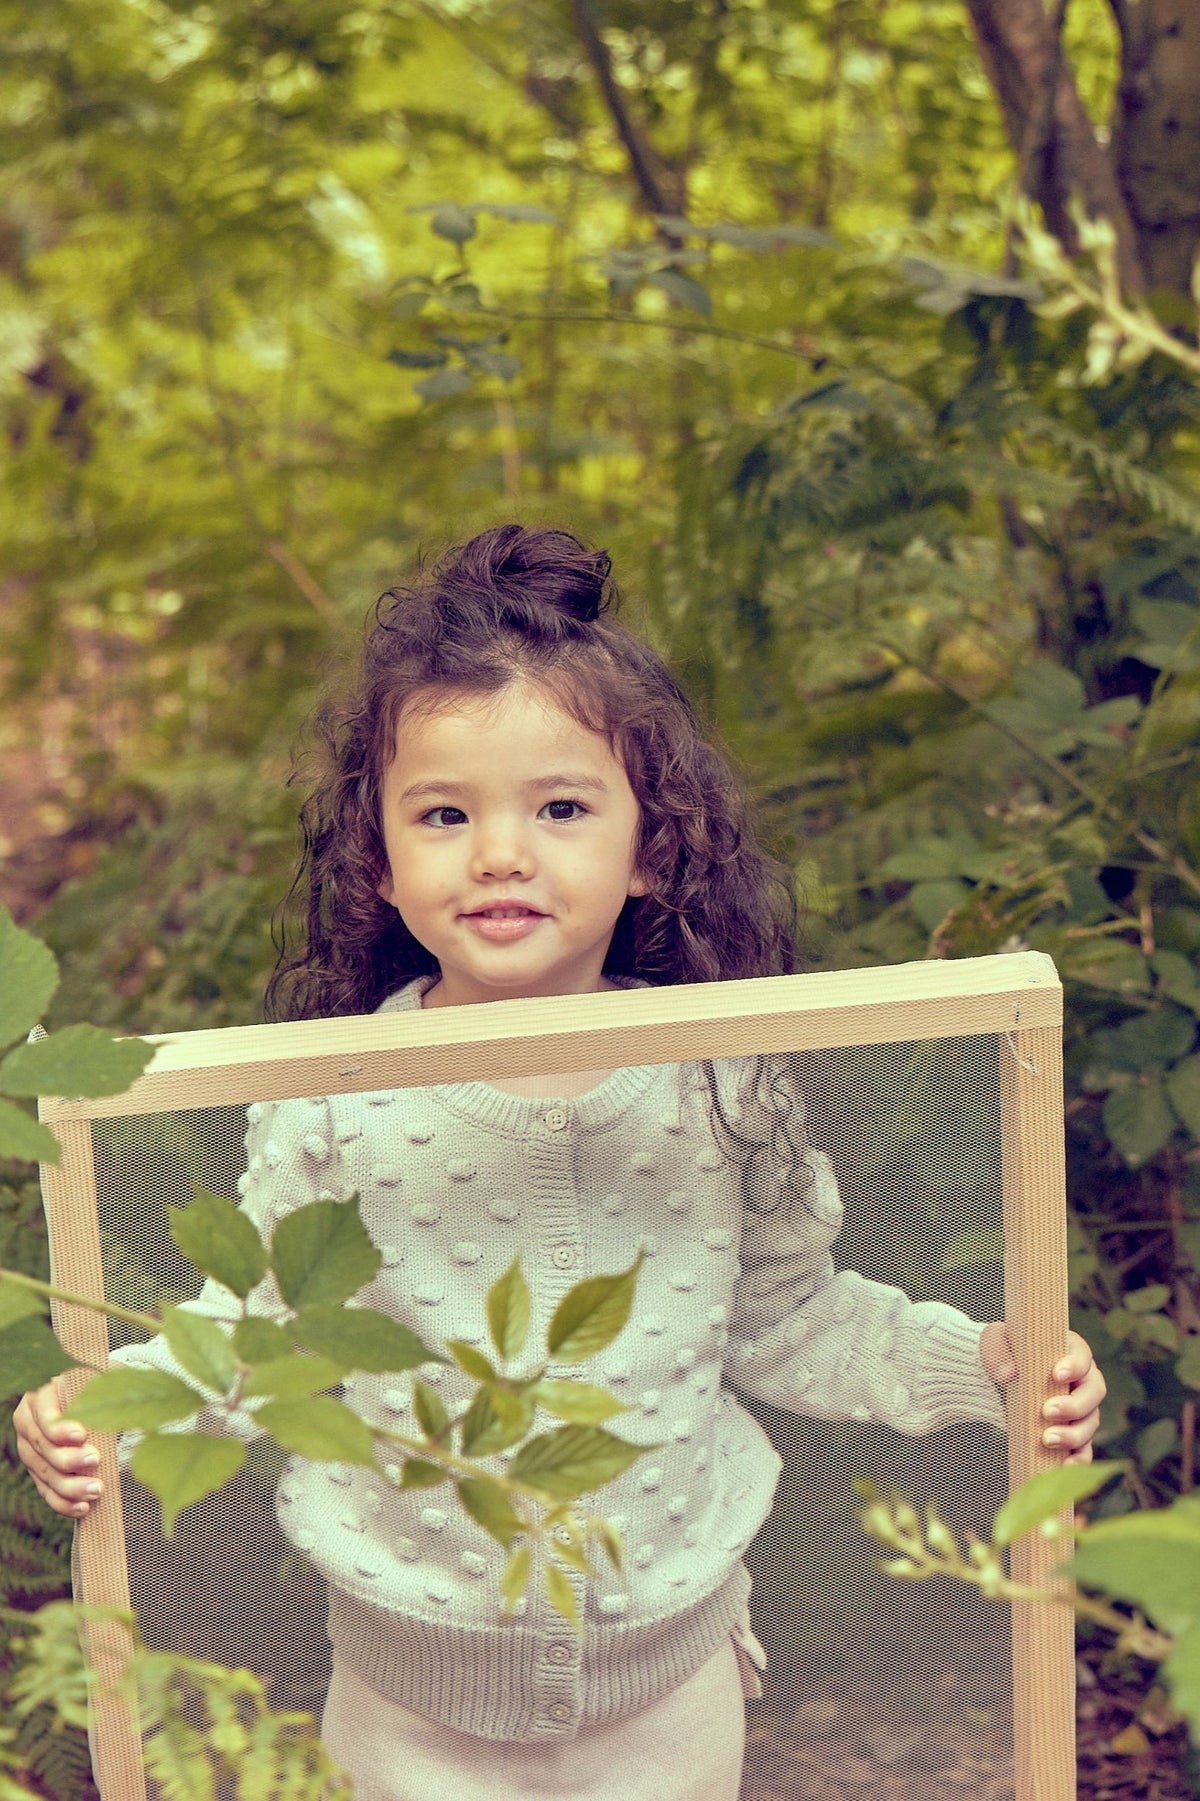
left=319, top=1622, right=763, bottom=1801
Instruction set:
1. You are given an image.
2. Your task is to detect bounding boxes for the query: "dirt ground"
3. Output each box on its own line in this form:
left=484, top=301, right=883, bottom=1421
left=740, top=1645, right=1195, bottom=1801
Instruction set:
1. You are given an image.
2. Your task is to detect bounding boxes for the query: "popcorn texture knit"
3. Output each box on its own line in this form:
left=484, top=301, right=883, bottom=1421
left=113, top=977, right=1006, bottom=1744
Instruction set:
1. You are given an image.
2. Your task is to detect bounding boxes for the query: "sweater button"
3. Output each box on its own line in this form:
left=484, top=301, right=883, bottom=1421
left=548, top=1703, right=573, bottom=1723
left=551, top=1246, right=577, bottom=1270
left=543, top=1107, right=568, bottom=1131
left=546, top=1641, right=573, bottom=1665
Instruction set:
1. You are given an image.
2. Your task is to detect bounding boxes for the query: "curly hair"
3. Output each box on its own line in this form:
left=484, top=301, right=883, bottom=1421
left=265, top=523, right=799, bottom=1023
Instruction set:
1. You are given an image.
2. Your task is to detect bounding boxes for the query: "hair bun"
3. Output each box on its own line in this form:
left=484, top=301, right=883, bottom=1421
left=440, top=523, right=611, bottom=624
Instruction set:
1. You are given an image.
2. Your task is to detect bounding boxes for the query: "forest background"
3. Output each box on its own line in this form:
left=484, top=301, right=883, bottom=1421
left=2, top=0, right=1200, bottom=1795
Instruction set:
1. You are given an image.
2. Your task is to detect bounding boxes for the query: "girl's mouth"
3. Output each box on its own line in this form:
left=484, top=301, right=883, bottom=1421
left=463, top=907, right=545, bottom=941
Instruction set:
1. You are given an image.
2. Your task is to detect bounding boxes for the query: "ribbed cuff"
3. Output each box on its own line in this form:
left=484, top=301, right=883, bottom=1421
left=913, top=1310, right=1007, bottom=1432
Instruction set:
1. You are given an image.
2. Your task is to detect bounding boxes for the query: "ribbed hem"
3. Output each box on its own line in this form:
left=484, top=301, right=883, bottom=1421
left=915, top=1311, right=1007, bottom=1432
left=326, top=1566, right=752, bottom=1743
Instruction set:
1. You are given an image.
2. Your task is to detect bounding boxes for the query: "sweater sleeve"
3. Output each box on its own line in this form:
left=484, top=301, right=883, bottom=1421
left=109, top=1097, right=341, bottom=1464
left=727, top=1147, right=1006, bottom=1435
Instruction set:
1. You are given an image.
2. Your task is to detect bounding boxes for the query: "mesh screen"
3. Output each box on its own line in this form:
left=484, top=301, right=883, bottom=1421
left=83, top=1036, right=1013, bottom=1800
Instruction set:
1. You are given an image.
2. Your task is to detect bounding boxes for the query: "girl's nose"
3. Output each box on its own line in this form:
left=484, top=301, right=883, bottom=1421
left=469, top=822, right=535, bottom=881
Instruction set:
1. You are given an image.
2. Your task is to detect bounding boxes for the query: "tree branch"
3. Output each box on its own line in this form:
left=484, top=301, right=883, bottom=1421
left=570, top=0, right=678, bottom=241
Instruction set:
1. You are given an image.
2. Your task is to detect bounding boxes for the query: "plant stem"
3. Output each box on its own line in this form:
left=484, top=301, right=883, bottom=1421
left=0, top=1266, right=162, bottom=1336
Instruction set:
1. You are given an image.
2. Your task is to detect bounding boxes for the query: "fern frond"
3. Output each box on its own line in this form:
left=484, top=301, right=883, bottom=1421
left=1020, top=414, right=1200, bottom=535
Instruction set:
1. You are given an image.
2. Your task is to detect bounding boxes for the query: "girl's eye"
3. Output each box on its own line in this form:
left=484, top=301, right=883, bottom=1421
left=423, top=806, right=468, bottom=828
left=540, top=799, right=585, bottom=822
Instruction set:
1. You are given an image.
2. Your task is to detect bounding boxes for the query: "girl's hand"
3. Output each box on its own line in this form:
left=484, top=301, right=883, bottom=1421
left=13, top=1379, right=105, bottom=1517
left=979, top=1324, right=1107, bottom=1463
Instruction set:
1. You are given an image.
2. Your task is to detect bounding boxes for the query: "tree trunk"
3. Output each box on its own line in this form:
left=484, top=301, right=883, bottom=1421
left=964, top=0, right=1145, bottom=292
left=1111, top=0, right=1200, bottom=297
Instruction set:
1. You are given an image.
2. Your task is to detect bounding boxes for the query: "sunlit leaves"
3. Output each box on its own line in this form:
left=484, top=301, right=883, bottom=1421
left=507, top=1425, right=645, bottom=1500
left=270, top=1197, right=381, bottom=1309
left=0, top=1312, right=77, bottom=1398
left=68, top=1368, right=205, bottom=1433
left=992, top=1462, right=1125, bottom=1547
left=456, top=1476, right=524, bottom=1549
left=170, top=1187, right=267, bottom=1301
left=546, top=1256, right=642, bottom=1362
left=0, top=907, right=58, bottom=1046
left=130, top=1433, right=247, bottom=1539
left=160, top=1305, right=239, bottom=1396
left=487, top=1258, right=530, bottom=1362
left=533, top=1379, right=631, bottom=1425
left=239, top=1353, right=346, bottom=1401
left=0, top=1097, right=61, bottom=1165
left=255, top=1396, right=377, bottom=1468
left=290, top=1302, right=438, bottom=1372
left=0, top=1025, right=154, bottom=1099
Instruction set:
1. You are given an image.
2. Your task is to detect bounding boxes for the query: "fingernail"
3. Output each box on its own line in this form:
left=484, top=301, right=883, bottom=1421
left=74, top=1502, right=89, bottom=1515
left=80, top=1454, right=99, bottom=1470
left=1054, top=1363, right=1070, bottom=1380
left=84, top=1482, right=102, bottom=1498
left=1045, top=1403, right=1062, bottom=1420
left=1045, top=1431, right=1063, bottom=1447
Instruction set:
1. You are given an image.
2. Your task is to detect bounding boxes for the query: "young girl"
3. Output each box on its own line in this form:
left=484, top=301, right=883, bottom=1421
left=17, top=525, right=1104, bottom=1801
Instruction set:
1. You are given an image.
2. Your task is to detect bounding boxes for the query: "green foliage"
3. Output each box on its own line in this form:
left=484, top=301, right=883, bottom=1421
left=0, top=911, right=154, bottom=1163
left=7, top=1602, right=353, bottom=1800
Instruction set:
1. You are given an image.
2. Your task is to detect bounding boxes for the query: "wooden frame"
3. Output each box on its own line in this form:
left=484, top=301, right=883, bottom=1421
left=38, top=951, right=1072, bottom=1801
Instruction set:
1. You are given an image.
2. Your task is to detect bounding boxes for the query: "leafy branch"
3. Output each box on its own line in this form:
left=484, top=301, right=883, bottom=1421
left=859, top=1461, right=1200, bottom=1731
left=0, top=1194, right=648, bottom=1627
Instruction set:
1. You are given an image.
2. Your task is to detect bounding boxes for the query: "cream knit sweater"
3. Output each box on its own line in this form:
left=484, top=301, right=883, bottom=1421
left=113, top=976, right=1006, bottom=1743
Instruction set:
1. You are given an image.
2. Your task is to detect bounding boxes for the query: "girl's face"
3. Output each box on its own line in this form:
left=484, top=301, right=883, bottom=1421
left=377, top=680, right=647, bottom=1007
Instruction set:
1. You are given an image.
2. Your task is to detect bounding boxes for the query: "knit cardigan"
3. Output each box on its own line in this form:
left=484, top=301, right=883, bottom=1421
left=112, top=976, right=1006, bottom=1743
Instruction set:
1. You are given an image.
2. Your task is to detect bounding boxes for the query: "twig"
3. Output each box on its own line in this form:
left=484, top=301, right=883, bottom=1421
left=264, top=542, right=339, bottom=627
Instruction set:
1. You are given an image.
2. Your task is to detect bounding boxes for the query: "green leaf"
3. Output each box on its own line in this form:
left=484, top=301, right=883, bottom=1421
left=429, top=203, right=476, bottom=244
left=447, top=1339, right=498, bottom=1382
left=1153, top=950, right=1200, bottom=1010
left=487, top=1259, right=530, bottom=1362
left=130, top=1432, right=246, bottom=1538
left=414, top=366, right=472, bottom=402
left=992, top=1461, right=1126, bottom=1547
left=546, top=1257, right=642, bottom=1363
left=456, top=1476, right=524, bottom=1548
left=645, top=270, right=712, bottom=316
left=1071, top=1494, right=1200, bottom=1643
left=1137, top=1417, right=1179, bottom=1472
left=270, top=1197, right=381, bottom=1309
left=593, top=1515, right=623, bottom=1574
left=1061, top=940, right=1151, bottom=995
left=459, top=1382, right=535, bottom=1457
left=170, top=1186, right=268, bottom=1301
left=501, top=1541, right=530, bottom=1611
left=240, top=1353, right=347, bottom=1400
left=907, top=879, right=971, bottom=930
left=1126, top=1284, right=1172, bottom=1314
left=939, top=1229, right=1004, bottom=1271
left=413, top=1379, right=451, bottom=1443
left=68, top=1367, right=205, bottom=1432
left=0, top=1097, right=61, bottom=1164
left=534, top=1379, right=631, bottom=1425
left=290, top=1303, right=438, bottom=1372
left=474, top=202, right=557, bottom=225
left=544, top=1562, right=579, bottom=1628
left=0, top=1025, right=153, bottom=1099
left=386, top=348, right=448, bottom=369
left=0, top=1276, right=46, bottom=1331
left=1168, top=1056, right=1200, bottom=1137
left=1091, top=1010, right=1195, bottom=1075
left=160, top=1306, right=238, bottom=1396
left=1104, top=1076, right=1177, bottom=1165
left=399, top=1458, right=446, bottom=1488
left=0, top=1314, right=77, bottom=1397
left=232, top=1317, right=294, bottom=1364
left=1177, top=1336, right=1200, bottom=1391
left=256, top=1396, right=377, bottom=1467
left=507, top=1425, right=646, bottom=1499
left=0, top=909, right=58, bottom=1048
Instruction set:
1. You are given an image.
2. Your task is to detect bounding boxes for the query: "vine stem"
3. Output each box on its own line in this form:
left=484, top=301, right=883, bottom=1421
left=0, top=1266, right=161, bottom=1336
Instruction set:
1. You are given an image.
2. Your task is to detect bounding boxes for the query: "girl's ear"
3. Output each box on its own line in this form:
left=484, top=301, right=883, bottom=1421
left=627, top=866, right=650, bottom=900
left=377, top=872, right=396, bottom=906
